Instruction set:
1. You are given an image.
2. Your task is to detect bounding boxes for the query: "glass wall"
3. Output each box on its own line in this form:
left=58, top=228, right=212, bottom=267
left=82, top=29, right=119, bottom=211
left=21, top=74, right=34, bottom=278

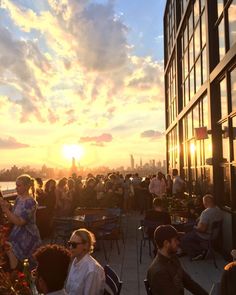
left=216, top=0, right=236, bottom=61
left=180, top=0, right=207, bottom=108
left=167, top=126, right=178, bottom=172
left=217, top=66, right=236, bottom=208
left=165, top=0, right=176, bottom=60
left=181, top=95, right=212, bottom=195
left=166, top=56, right=177, bottom=126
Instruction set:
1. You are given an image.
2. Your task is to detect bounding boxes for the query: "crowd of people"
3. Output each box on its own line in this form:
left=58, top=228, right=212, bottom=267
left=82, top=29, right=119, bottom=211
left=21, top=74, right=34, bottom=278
left=0, top=171, right=236, bottom=294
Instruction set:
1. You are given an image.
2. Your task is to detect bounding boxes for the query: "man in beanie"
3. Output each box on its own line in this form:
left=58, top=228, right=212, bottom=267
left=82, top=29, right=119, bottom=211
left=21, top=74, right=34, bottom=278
left=147, top=225, right=208, bottom=295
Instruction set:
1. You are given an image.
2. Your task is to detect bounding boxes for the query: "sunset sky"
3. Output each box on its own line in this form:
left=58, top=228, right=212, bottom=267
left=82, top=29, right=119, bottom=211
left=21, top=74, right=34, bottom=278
left=0, top=0, right=166, bottom=169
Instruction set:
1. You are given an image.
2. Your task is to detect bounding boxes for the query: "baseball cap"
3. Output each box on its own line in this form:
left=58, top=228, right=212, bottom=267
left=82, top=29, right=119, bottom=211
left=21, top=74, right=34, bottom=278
left=154, top=225, right=181, bottom=248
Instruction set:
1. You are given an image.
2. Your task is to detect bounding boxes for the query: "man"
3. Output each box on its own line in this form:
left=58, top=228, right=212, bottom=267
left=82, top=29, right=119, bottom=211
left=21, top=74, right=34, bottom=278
left=33, top=244, right=71, bottom=295
left=149, top=172, right=166, bottom=197
left=181, top=194, right=222, bottom=260
left=172, top=169, right=185, bottom=198
left=147, top=225, right=208, bottom=295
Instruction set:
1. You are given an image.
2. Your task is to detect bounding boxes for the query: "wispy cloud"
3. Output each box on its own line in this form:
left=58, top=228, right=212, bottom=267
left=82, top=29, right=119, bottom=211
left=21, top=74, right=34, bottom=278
left=0, top=137, right=29, bottom=149
left=80, top=133, right=113, bottom=144
left=140, top=130, right=164, bottom=139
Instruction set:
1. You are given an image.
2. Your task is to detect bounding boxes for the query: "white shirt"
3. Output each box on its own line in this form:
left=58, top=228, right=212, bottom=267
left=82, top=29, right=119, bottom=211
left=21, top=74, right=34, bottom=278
left=149, top=177, right=166, bottom=195
left=65, top=254, right=105, bottom=295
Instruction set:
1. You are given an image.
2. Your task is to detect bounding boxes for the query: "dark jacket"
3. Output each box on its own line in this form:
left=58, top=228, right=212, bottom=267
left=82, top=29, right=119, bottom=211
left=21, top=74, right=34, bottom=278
left=147, top=252, right=208, bottom=295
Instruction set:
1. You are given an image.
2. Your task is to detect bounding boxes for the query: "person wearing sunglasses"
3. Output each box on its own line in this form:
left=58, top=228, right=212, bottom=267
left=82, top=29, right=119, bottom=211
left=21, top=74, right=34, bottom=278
left=65, top=228, right=105, bottom=295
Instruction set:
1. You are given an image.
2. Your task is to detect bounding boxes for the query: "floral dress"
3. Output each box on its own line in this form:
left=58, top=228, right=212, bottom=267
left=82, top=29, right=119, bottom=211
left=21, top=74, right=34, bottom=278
left=9, top=196, right=41, bottom=264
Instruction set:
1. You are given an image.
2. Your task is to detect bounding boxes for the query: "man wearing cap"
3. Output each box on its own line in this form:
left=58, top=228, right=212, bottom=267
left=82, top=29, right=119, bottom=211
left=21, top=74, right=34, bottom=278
left=147, top=225, right=208, bottom=295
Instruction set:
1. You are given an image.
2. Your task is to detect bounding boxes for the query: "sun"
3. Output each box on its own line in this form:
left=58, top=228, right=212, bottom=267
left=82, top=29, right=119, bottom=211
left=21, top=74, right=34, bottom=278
left=62, top=144, right=84, bottom=160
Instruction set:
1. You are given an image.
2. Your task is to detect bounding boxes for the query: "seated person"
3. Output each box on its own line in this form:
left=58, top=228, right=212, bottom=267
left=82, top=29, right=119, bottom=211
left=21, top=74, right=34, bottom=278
left=145, top=197, right=171, bottom=240
left=181, top=194, right=222, bottom=260
left=33, top=244, right=71, bottom=295
left=66, top=228, right=105, bottom=295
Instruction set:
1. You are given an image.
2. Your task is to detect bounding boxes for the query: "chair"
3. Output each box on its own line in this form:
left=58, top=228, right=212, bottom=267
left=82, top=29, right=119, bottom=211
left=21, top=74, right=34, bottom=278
left=95, top=216, right=123, bottom=261
left=200, top=219, right=222, bottom=268
left=138, top=220, right=160, bottom=263
left=104, top=265, right=122, bottom=295
left=144, top=279, right=152, bottom=295
left=51, top=217, right=74, bottom=245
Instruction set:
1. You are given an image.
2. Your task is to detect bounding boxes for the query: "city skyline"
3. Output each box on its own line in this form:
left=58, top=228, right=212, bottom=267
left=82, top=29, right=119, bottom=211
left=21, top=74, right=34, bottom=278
left=0, top=0, right=166, bottom=169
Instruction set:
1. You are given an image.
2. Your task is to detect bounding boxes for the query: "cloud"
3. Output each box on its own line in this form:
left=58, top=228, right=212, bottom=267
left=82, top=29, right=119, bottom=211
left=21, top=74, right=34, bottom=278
left=80, top=133, right=113, bottom=144
left=0, top=137, right=29, bottom=149
left=140, top=130, right=164, bottom=139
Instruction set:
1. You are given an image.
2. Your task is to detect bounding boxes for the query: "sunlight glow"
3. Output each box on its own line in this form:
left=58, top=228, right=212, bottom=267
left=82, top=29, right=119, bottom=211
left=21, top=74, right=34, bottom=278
left=62, top=144, right=84, bottom=160
left=190, top=142, right=196, bottom=154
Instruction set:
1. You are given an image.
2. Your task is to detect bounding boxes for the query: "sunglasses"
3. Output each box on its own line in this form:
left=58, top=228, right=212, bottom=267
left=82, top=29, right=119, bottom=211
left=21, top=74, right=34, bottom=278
left=67, top=241, right=85, bottom=249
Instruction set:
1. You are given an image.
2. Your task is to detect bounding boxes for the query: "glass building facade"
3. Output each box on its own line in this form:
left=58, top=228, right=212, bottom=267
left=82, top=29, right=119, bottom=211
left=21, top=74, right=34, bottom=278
left=164, top=0, right=236, bottom=252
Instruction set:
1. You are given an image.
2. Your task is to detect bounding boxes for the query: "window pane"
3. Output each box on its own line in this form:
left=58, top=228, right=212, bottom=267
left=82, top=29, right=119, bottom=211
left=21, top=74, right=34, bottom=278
left=194, top=22, right=201, bottom=58
left=232, top=117, right=236, bottom=161
left=203, top=95, right=208, bottom=127
left=218, top=19, right=225, bottom=60
left=188, top=112, right=193, bottom=139
left=189, top=37, right=194, bottom=69
left=193, top=104, right=199, bottom=128
left=189, top=12, right=193, bottom=38
left=202, top=46, right=207, bottom=83
left=217, top=0, right=224, bottom=17
left=220, top=77, right=228, bottom=118
left=222, top=165, right=230, bottom=207
left=228, top=0, right=236, bottom=48
left=222, top=121, right=229, bottom=162
left=201, top=10, right=206, bottom=47
left=195, top=56, right=201, bottom=92
left=184, top=26, right=188, bottom=50
left=185, top=49, right=189, bottom=78
left=230, top=67, right=236, bottom=112
left=194, top=0, right=200, bottom=26
left=200, top=0, right=205, bottom=11
left=190, top=68, right=195, bottom=99
left=185, top=78, right=189, bottom=104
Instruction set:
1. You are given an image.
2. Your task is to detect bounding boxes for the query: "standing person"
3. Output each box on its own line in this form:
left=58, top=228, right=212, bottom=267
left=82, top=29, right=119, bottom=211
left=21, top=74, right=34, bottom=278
left=147, top=225, right=208, bottom=295
left=149, top=172, right=166, bottom=198
left=172, top=169, right=185, bottom=199
left=66, top=228, right=105, bottom=295
left=0, top=174, right=41, bottom=268
left=33, top=244, right=71, bottom=295
left=166, top=174, right=173, bottom=198
left=55, top=178, right=68, bottom=217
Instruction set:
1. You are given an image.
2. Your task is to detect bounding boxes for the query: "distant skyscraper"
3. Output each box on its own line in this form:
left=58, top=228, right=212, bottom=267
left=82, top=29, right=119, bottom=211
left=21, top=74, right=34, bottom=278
left=140, top=158, right=143, bottom=167
left=130, top=154, right=134, bottom=170
left=70, top=157, right=77, bottom=174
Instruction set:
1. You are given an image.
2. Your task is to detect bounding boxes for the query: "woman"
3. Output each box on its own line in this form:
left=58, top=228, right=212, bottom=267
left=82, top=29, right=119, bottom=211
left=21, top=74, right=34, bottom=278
left=0, top=174, right=41, bottom=268
left=66, top=228, right=105, bottom=295
left=55, top=177, right=68, bottom=217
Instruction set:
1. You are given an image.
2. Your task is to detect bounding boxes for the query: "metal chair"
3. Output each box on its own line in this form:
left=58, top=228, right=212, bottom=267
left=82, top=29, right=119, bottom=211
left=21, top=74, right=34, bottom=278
left=138, top=220, right=161, bottom=263
left=144, top=279, right=152, bottom=295
left=104, top=265, right=122, bottom=295
left=200, top=219, right=222, bottom=268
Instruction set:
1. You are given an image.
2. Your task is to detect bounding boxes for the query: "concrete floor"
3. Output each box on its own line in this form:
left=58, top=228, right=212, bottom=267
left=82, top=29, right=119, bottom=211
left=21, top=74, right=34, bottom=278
left=93, top=213, right=227, bottom=295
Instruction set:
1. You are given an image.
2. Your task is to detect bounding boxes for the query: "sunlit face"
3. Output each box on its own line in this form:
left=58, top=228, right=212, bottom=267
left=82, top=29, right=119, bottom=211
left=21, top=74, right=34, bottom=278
left=16, top=180, right=28, bottom=196
left=68, top=233, right=88, bottom=258
left=62, top=144, right=84, bottom=160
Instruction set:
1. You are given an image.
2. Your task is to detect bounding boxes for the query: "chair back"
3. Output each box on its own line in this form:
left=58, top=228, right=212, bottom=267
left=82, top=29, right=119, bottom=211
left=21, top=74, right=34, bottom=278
left=144, top=279, right=152, bottom=295
left=210, top=220, right=222, bottom=241
left=104, top=265, right=122, bottom=295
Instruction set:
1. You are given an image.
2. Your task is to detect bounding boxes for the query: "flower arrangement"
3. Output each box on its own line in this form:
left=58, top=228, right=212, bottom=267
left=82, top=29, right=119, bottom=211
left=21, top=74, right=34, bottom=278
left=0, top=268, right=32, bottom=294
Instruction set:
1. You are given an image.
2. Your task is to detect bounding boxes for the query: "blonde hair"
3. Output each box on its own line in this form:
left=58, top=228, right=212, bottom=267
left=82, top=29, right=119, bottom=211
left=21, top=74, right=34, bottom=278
left=16, top=174, right=35, bottom=197
left=72, top=228, right=96, bottom=254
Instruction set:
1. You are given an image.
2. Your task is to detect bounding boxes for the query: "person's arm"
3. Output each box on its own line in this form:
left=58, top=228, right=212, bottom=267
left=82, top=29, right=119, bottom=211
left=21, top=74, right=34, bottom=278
left=194, top=221, right=208, bottom=233
left=183, top=269, right=208, bottom=295
left=5, top=242, right=18, bottom=270
left=0, top=200, right=26, bottom=226
left=84, top=269, right=105, bottom=295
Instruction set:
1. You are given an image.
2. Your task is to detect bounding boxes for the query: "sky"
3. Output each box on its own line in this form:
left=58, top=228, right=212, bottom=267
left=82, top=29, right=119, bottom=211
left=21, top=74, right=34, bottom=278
left=0, top=0, right=166, bottom=170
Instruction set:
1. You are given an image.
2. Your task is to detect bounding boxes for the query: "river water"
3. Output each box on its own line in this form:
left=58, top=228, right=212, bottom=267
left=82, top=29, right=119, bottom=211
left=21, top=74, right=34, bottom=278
left=0, top=181, right=16, bottom=191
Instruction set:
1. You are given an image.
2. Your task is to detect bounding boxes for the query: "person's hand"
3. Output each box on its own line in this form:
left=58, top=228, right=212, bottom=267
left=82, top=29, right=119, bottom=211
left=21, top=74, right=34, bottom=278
left=0, top=200, right=11, bottom=213
left=231, top=249, right=236, bottom=260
